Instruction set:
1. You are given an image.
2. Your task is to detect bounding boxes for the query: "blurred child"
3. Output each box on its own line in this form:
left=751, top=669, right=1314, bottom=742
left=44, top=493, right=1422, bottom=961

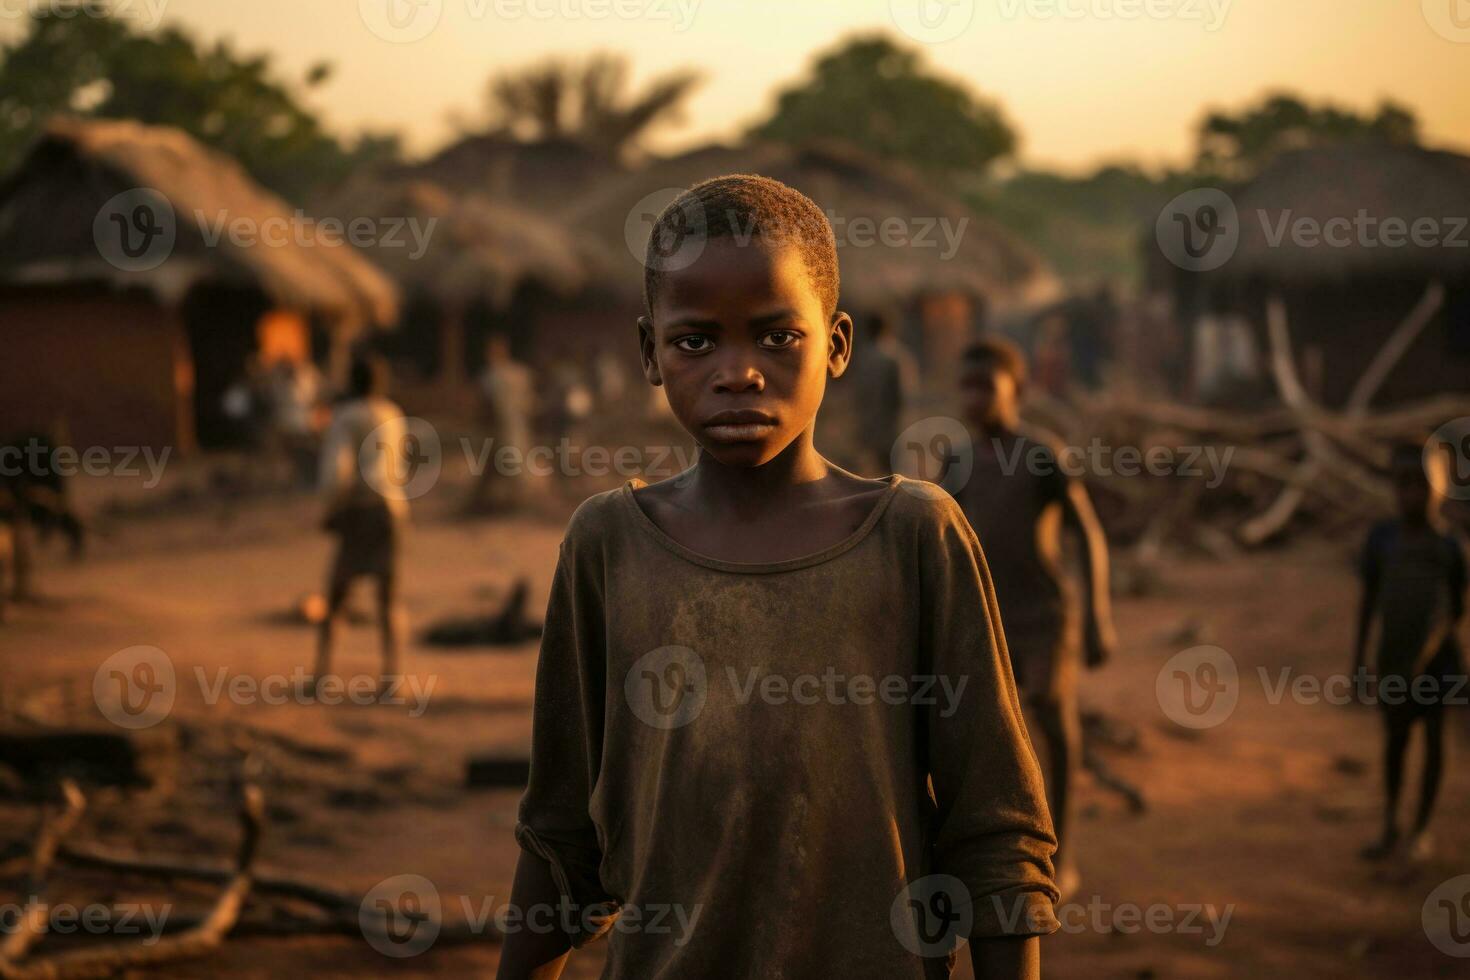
left=498, top=176, right=1058, bottom=980
left=956, top=336, right=1118, bottom=899
left=312, top=354, right=408, bottom=693
left=1354, top=444, right=1466, bottom=861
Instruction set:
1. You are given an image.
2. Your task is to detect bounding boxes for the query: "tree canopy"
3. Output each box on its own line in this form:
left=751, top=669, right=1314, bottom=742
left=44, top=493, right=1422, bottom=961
left=1195, top=92, right=1419, bottom=179
left=0, top=6, right=398, bottom=200
left=750, top=35, right=1017, bottom=179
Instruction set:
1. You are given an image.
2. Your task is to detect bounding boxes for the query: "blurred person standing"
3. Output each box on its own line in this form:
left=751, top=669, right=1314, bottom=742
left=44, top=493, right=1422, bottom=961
left=468, top=333, right=535, bottom=513
left=312, top=353, right=408, bottom=693
left=847, top=312, right=914, bottom=475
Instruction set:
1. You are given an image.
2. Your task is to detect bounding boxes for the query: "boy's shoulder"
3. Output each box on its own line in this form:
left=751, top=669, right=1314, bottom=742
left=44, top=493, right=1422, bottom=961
left=884, top=477, right=975, bottom=541
left=562, top=484, right=632, bottom=551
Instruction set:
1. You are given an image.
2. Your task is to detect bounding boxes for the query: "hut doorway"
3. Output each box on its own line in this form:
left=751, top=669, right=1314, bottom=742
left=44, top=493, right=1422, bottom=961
left=181, top=285, right=271, bottom=448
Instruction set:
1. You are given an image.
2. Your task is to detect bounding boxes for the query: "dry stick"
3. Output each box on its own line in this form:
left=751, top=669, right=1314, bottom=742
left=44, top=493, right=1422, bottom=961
left=1344, top=281, right=1446, bottom=416
left=0, top=782, right=86, bottom=963
left=0, top=785, right=263, bottom=980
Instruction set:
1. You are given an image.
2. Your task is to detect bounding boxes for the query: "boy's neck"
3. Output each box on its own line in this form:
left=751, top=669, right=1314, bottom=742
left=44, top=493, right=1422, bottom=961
left=685, top=429, right=830, bottom=518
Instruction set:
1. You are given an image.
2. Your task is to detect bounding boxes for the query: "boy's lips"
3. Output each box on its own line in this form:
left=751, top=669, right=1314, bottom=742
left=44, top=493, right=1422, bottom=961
left=702, top=410, right=778, bottom=442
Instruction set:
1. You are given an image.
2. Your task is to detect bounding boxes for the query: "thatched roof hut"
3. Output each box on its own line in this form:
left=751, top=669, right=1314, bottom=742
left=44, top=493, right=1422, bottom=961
left=566, top=140, right=1061, bottom=314
left=0, top=118, right=399, bottom=451
left=312, top=176, right=598, bottom=399
left=1153, top=142, right=1470, bottom=407
left=389, top=135, right=623, bottom=214
left=1216, top=143, right=1470, bottom=285
left=0, top=117, right=398, bottom=329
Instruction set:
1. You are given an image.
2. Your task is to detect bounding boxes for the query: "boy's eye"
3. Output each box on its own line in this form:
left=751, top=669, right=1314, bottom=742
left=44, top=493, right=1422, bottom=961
left=759, top=330, right=798, bottom=350
left=673, top=335, right=713, bottom=353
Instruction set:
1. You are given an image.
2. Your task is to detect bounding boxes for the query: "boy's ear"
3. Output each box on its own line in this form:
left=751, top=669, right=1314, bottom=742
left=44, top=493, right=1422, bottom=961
left=637, top=315, right=663, bottom=386
left=826, top=311, right=854, bottom=379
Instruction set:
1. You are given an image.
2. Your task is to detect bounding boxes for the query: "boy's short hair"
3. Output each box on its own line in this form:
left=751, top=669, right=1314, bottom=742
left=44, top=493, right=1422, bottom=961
left=349, top=352, right=388, bottom=398
left=962, top=334, right=1029, bottom=388
left=642, top=174, right=840, bottom=321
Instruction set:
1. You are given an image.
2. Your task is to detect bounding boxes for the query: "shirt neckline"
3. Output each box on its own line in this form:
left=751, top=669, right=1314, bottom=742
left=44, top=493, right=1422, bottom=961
left=619, top=474, right=905, bottom=574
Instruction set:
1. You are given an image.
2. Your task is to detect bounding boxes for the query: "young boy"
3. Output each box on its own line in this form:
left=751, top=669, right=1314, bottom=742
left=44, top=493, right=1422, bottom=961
left=1355, top=443, right=1466, bottom=861
left=312, top=353, right=408, bottom=692
left=498, top=177, right=1058, bottom=980
left=955, top=337, right=1117, bottom=898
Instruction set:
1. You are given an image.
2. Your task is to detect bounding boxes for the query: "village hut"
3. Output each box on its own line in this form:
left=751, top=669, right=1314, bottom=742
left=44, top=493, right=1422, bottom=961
left=387, top=135, right=623, bottom=215
left=565, top=140, right=1061, bottom=391
left=1151, top=143, right=1470, bottom=407
left=313, top=177, right=597, bottom=411
left=0, top=117, right=398, bottom=452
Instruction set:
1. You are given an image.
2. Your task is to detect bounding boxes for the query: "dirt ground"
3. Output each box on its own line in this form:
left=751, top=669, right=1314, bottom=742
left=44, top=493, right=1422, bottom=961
left=2, top=468, right=1467, bottom=979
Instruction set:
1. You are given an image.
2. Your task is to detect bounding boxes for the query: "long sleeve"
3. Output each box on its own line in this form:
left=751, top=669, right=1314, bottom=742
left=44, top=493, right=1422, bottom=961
left=920, top=496, right=1060, bottom=938
left=515, top=542, right=620, bottom=946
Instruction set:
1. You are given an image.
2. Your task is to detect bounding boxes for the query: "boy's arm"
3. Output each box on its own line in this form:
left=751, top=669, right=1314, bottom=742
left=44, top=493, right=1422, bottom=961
left=496, top=852, right=571, bottom=980
left=970, top=935, right=1040, bottom=980
left=1061, top=479, right=1117, bottom=668
left=921, top=497, right=1059, bottom=952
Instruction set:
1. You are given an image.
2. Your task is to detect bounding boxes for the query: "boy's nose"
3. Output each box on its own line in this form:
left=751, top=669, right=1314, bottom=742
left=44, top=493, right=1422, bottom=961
left=712, top=361, right=765, bottom=394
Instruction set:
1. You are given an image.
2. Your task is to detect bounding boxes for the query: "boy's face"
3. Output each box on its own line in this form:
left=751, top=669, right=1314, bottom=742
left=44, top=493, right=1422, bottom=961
left=639, top=236, right=851, bottom=467
left=960, top=360, right=1018, bottom=430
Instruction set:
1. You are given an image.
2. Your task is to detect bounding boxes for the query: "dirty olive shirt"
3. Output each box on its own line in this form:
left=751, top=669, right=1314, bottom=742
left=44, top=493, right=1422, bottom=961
left=516, top=475, right=1059, bottom=979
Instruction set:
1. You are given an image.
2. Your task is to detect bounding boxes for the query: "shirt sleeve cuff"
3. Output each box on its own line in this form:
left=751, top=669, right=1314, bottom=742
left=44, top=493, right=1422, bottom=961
left=514, top=822, right=620, bottom=947
left=969, top=886, right=1060, bottom=938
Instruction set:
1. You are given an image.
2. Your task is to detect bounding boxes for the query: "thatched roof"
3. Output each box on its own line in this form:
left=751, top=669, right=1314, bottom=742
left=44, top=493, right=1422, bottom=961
left=1218, top=143, right=1470, bottom=284
left=389, top=135, right=623, bottom=214
left=565, top=141, right=1060, bottom=312
left=0, top=117, right=398, bottom=327
left=313, top=177, right=589, bottom=307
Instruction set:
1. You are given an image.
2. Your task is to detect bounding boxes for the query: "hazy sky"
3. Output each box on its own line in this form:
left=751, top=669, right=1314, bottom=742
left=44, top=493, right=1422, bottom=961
left=9, top=0, right=1470, bottom=170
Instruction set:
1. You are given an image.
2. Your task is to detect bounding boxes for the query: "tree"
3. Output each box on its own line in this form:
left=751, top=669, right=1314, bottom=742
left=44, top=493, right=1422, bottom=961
left=484, top=53, right=700, bottom=161
left=750, top=35, right=1017, bottom=179
left=0, top=5, right=399, bottom=200
left=1195, top=92, right=1419, bottom=179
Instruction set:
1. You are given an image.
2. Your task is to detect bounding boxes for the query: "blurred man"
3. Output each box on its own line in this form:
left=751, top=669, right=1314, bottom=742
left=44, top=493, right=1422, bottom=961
left=313, top=354, right=407, bottom=693
left=956, top=335, right=1118, bottom=899
left=848, top=312, right=913, bottom=475
left=468, top=333, right=534, bottom=513
left=1354, top=444, right=1466, bottom=861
